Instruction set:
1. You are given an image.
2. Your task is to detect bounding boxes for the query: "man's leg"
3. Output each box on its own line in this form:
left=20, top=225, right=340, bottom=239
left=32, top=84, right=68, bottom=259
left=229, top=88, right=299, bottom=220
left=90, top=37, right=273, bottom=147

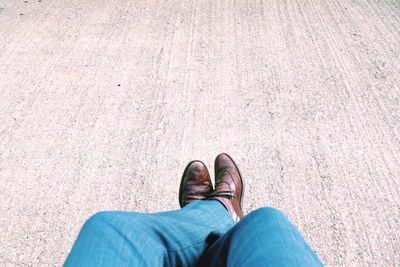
left=64, top=200, right=234, bottom=267
left=198, top=207, right=323, bottom=267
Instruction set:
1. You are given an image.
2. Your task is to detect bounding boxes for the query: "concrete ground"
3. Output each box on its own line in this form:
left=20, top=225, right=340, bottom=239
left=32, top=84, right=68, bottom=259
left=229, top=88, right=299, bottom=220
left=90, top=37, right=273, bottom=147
left=1, top=0, right=399, bottom=266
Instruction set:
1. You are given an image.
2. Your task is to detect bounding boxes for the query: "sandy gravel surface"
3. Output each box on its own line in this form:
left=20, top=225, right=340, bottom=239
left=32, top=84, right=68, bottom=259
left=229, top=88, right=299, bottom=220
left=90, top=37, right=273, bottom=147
left=1, top=0, right=399, bottom=266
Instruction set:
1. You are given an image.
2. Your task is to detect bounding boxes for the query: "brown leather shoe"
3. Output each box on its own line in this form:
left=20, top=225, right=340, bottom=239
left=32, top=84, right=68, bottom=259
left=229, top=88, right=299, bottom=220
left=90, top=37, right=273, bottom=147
left=179, top=160, right=213, bottom=208
left=207, top=153, right=244, bottom=222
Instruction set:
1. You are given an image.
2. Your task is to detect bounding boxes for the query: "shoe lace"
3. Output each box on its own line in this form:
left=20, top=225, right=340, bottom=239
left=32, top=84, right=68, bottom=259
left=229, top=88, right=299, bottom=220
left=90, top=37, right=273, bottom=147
left=206, top=191, right=235, bottom=199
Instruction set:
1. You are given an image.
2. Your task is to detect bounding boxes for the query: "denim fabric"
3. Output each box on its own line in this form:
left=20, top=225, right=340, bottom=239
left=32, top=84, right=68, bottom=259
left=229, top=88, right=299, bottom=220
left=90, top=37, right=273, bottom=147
left=64, top=200, right=234, bottom=267
left=65, top=201, right=323, bottom=267
left=198, top=207, right=323, bottom=267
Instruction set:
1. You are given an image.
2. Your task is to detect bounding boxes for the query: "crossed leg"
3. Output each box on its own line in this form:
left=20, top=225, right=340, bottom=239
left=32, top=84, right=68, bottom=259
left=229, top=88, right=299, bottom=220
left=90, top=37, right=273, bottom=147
left=64, top=200, right=234, bottom=267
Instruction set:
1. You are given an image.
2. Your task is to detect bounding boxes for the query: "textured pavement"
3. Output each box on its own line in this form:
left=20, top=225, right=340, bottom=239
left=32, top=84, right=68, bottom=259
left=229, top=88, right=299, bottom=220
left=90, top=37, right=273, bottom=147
left=1, top=0, right=399, bottom=266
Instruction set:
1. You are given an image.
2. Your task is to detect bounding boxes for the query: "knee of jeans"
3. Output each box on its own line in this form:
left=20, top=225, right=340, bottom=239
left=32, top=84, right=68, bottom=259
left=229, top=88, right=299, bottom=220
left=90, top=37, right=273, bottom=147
left=247, top=207, right=287, bottom=222
left=83, top=211, right=114, bottom=230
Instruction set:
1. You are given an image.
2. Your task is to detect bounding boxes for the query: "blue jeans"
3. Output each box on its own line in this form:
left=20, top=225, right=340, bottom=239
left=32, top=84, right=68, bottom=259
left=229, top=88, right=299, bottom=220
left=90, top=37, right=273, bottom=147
left=64, top=200, right=323, bottom=266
